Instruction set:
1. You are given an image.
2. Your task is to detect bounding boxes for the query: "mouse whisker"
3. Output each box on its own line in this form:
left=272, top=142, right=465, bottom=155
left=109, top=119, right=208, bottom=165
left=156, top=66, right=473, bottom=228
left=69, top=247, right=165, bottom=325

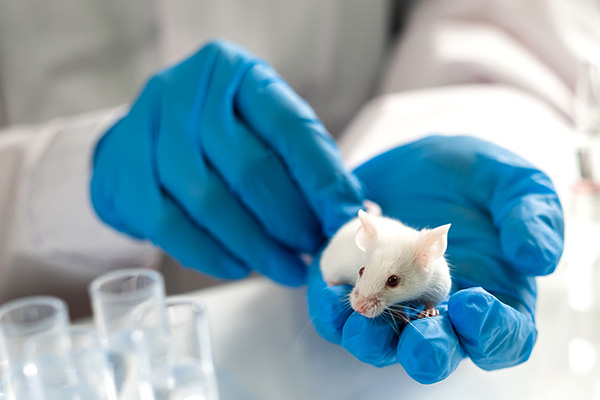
left=403, top=319, right=433, bottom=347
left=388, top=303, right=422, bottom=314
left=378, top=311, right=395, bottom=327
left=340, top=303, right=354, bottom=314
left=379, top=311, right=404, bottom=336
left=388, top=303, right=420, bottom=311
left=293, top=319, right=316, bottom=349
left=385, top=308, right=410, bottom=325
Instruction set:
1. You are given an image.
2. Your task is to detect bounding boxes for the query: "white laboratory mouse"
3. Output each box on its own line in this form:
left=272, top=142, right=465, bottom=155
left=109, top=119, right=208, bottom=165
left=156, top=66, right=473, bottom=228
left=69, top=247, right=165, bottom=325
left=320, top=208, right=452, bottom=319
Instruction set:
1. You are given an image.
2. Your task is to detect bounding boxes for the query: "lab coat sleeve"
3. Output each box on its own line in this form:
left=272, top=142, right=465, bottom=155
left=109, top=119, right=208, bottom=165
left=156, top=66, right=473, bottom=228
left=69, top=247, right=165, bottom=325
left=0, top=107, right=160, bottom=315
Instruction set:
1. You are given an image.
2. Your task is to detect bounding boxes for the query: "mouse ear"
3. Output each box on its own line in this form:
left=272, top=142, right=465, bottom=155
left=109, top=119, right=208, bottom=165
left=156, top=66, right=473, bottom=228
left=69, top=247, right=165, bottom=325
left=355, top=210, right=377, bottom=252
left=415, top=224, right=451, bottom=266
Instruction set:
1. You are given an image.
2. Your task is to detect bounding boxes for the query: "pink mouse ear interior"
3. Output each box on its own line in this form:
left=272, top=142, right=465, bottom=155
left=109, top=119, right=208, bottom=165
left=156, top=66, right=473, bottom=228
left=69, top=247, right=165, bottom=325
left=355, top=210, right=377, bottom=252
left=415, top=224, right=451, bottom=266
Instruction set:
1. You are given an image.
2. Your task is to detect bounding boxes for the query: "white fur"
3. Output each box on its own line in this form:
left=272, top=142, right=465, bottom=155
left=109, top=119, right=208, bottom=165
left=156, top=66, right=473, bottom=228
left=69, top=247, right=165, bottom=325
left=320, top=210, right=452, bottom=318
left=320, top=217, right=365, bottom=286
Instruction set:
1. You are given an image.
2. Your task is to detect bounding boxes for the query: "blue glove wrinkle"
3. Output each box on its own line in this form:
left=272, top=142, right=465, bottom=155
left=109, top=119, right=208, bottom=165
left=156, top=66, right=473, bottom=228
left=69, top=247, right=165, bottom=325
left=397, top=135, right=564, bottom=278
left=90, top=124, right=129, bottom=235
left=195, top=52, right=322, bottom=252
left=342, top=313, right=399, bottom=367
left=91, top=84, right=171, bottom=240
left=235, top=62, right=365, bottom=237
left=150, top=193, right=250, bottom=279
left=497, top=195, right=564, bottom=276
left=309, top=285, right=353, bottom=345
left=469, top=146, right=564, bottom=277
left=181, top=178, right=307, bottom=285
left=396, top=315, right=465, bottom=384
left=448, top=257, right=537, bottom=317
left=354, top=141, right=472, bottom=224
left=448, top=288, right=537, bottom=370
left=492, top=289, right=536, bottom=318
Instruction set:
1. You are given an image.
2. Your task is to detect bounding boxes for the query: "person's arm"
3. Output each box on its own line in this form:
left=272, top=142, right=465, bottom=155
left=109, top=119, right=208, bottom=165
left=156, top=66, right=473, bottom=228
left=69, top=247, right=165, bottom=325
left=0, top=110, right=160, bottom=316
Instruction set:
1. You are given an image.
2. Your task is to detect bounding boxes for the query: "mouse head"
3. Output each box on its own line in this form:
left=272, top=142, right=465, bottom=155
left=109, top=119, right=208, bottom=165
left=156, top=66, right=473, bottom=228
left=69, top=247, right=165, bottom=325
left=350, top=211, right=450, bottom=318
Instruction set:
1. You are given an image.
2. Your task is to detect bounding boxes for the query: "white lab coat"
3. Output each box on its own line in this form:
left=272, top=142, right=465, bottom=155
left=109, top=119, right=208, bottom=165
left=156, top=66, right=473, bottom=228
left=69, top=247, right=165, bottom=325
left=0, top=0, right=597, bottom=316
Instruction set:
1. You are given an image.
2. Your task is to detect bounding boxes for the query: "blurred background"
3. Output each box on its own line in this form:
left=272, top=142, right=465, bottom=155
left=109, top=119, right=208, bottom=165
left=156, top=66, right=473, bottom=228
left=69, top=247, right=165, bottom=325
left=0, top=0, right=599, bottom=314
left=1, top=0, right=599, bottom=133
left=0, top=0, right=411, bottom=135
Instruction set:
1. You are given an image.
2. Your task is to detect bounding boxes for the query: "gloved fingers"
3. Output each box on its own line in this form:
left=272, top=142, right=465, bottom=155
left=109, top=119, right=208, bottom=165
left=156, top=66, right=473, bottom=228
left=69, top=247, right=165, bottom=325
left=181, top=41, right=321, bottom=252
left=448, top=287, right=537, bottom=371
left=234, top=61, right=364, bottom=236
left=90, top=116, right=162, bottom=240
left=204, top=125, right=322, bottom=252
left=398, top=135, right=564, bottom=276
left=158, top=143, right=306, bottom=286
left=450, top=135, right=565, bottom=276
left=91, top=119, right=251, bottom=280
left=308, top=287, right=354, bottom=345
left=341, top=312, right=399, bottom=367
left=306, top=259, right=353, bottom=344
left=200, top=118, right=322, bottom=253
left=395, top=314, right=465, bottom=384
left=150, top=195, right=251, bottom=280
left=92, top=175, right=251, bottom=280
left=495, top=192, right=564, bottom=276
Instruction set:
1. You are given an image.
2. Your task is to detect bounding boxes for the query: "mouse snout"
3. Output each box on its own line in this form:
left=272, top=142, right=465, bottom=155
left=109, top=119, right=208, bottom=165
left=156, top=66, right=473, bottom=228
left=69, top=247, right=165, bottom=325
left=350, top=292, right=381, bottom=318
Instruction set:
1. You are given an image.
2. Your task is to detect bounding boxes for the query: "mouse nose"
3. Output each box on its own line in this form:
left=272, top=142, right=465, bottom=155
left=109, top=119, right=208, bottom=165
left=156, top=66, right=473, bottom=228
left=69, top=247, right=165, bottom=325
left=352, top=297, right=379, bottom=317
left=354, top=303, right=368, bottom=314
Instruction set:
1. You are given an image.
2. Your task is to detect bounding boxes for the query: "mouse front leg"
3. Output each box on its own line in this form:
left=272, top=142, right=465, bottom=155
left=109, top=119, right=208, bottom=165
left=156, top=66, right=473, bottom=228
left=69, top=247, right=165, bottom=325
left=418, top=303, right=439, bottom=319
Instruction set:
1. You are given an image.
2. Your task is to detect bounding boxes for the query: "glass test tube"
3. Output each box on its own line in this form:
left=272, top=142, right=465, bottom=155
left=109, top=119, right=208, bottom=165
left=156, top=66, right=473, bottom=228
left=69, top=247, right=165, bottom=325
left=23, top=326, right=117, bottom=400
left=89, top=269, right=171, bottom=399
left=0, top=297, right=69, bottom=400
left=166, top=298, right=219, bottom=400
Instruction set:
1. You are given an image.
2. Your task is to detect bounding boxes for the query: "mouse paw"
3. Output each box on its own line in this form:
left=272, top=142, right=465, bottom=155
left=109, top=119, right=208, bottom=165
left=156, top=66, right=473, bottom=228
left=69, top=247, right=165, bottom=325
left=418, top=308, right=439, bottom=319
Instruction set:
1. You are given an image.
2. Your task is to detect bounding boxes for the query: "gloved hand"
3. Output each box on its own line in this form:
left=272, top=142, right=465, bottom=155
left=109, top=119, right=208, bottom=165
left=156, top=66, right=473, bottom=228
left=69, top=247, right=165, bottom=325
left=90, top=40, right=363, bottom=286
left=307, top=135, right=564, bottom=383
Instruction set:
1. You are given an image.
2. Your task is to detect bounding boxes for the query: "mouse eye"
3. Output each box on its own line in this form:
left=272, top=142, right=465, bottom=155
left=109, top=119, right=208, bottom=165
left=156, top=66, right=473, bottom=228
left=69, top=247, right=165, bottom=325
left=359, top=267, right=365, bottom=277
left=386, top=275, right=400, bottom=287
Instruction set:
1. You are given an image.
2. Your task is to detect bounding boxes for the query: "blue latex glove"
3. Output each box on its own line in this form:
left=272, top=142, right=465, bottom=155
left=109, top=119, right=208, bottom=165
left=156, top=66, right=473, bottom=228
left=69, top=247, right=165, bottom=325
left=307, top=135, right=564, bottom=383
left=90, top=40, right=363, bottom=286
